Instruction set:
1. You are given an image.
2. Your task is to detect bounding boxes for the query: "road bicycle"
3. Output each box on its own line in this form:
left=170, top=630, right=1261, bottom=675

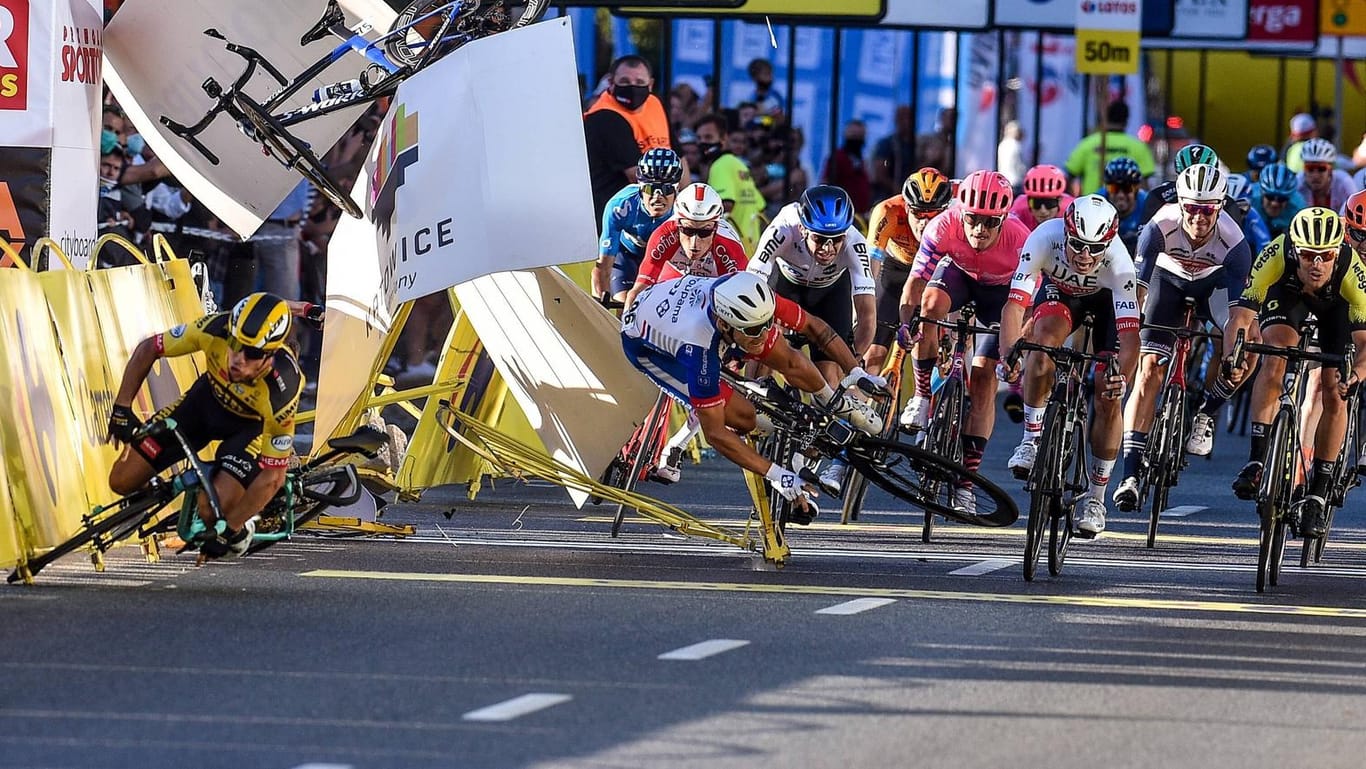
left=1132, top=298, right=1221, bottom=547
left=160, top=0, right=549, bottom=218
left=1008, top=315, right=1112, bottom=581
left=1230, top=323, right=1350, bottom=592
left=1304, top=379, right=1360, bottom=567
left=839, top=323, right=905, bottom=526
left=594, top=390, right=675, bottom=537
left=8, top=419, right=386, bottom=584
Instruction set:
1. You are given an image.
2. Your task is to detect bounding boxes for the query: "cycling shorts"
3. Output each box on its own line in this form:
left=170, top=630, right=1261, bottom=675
left=1140, top=267, right=1228, bottom=357
left=768, top=269, right=853, bottom=365
left=610, top=252, right=644, bottom=297
left=874, top=258, right=913, bottom=348
left=927, top=259, right=1009, bottom=360
left=130, top=377, right=267, bottom=488
left=1032, top=278, right=1119, bottom=354
left=1258, top=282, right=1359, bottom=356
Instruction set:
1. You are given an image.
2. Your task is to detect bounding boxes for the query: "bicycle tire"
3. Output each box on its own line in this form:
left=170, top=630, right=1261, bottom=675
left=1144, top=385, right=1184, bottom=548
left=921, top=377, right=965, bottom=543
left=1048, top=497, right=1072, bottom=576
left=1023, top=400, right=1064, bottom=581
left=247, top=465, right=358, bottom=555
left=1049, top=416, right=1086, bottom=576
left=232, top=92, right=362, bottom=219
left=589, top=455, right=627, bottom=506
left=386, top=0, right=550, bottom=68
left=1256, top=408, right=1295, bottom=592
left=1307, top=396, right=1359, bottom=565
left=8, top=493, right=167, bottom=582
left=845, top=438, right=1017, bottom=529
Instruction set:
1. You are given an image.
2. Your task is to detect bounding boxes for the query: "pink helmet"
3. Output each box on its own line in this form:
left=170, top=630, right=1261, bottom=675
left=957, top=170, right=1013, bottom=216
left=1023, top=164, right=1067, bottom=198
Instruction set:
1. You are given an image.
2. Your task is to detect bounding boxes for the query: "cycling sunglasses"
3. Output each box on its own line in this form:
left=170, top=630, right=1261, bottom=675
left=1066, top=236, right=1108, bottom=256
left=964, top=213, right=1004, bottom=229
left=809, top=232, right=846, bottom=248
left=1181, top=202, right=1221, bottom=217
left=641, top=182, right=676, bottom=198
left=731, top=317, right=773, bottom=339
left=1298, top=247, right=1338, bottom=264
left=1262, top=193, right=1289, bottom=205
left=1303, top=163, right=1333, bottom=173
left=1106, top=183, right=1138, bottom=195
left=230, top=341, right=271, bottom=361
left=1028, top=197, right=1061, bottom=210
left=909, top=207, right=943, bottom=221
left=1349, top=226, right=1366, bottom=243
left=678, top=224, right=717, bottom=238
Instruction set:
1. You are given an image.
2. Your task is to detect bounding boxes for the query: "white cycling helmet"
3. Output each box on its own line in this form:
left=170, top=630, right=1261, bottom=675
left=674, top=183, right=725, bottom=223
left=1176, top=164, right=1227, bottom=203
left=1300, top=137, right=1337, bottom=165
left=710, top=272, right=775, bottom=331
left=1062, top=195, right=1120, bottom=244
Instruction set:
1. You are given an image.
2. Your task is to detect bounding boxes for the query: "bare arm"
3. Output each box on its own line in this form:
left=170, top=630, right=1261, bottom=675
left=852, top=294, right=876, bottom=360
left=696, top=402, right=771, bottom=476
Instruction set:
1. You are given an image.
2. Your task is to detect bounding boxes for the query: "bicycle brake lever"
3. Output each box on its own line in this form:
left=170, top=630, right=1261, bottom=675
left=203, top=28, right=226, bottom=40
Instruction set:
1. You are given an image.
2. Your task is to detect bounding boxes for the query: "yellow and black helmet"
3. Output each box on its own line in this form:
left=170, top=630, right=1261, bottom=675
left=1287, top=207, right=1345, bottom=252
left=228, top=292, right=291, bottom=352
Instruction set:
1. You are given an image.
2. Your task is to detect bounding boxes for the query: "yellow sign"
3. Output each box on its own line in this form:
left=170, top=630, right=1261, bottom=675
left=1076, top=29, right=1140, bottom=75
left=620, top=0, right=884, bottom=19
left=1321, top=0, right=1366, bottom=35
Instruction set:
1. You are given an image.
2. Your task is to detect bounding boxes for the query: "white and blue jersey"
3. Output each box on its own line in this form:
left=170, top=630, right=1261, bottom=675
left=600, top=184, right=673, bottom=295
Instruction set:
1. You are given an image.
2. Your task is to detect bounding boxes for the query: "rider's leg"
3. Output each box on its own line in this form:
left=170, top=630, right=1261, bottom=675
left=912, top=286, right=948, bottom=401
left=1021, top=307, right=1071, bottom=440
left=1249, top=322, right=1298, bottom=461
left=108, top=448, right=160, bottom=497
left=722, top=388, right=758, bottom=435
left=1118, top=352, right=1168, bottom=481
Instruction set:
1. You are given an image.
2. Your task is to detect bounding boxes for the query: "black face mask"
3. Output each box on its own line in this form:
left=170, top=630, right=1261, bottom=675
left=612, top=83, right=650, bottom=111
left=699, top=142, right=725, bottom=162
left=843, top=139, right=865, bottom=155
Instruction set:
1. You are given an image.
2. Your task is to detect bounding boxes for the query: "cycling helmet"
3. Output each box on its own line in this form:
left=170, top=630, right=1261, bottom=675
left=229, top=292, right=291, bottom=353
left=1104, top=157, right=1143, bottom=186
left=902, top=167, right=953, bottom=212
left=797, top=185, right=854, bottom=235
left=1288, top=207, right=1345, bottom=251
left=710, top=272, right=775, bottom=330
left=1063, top=195, right=1120, bottom=244
left=1300, top=137, right=1337, bottom=165
left=1344, top=189, right=1366, bottom=230
left=1022, top=164, right=1067, bottom=198
left=1225, top=173, right=1253, bottom=202
left=957, top=170, right=1013, bottom=216
left=1246, top=144, right=1278, bottom=172
left=1175, top=164, right=1227, bottom=203
left=637, top=147, right=684, bottom=186
left=674, top=183, right=724, bottom=222
left=1259, top=163, right=1298, bottom=197
left=1174, top=143, right=1219, bottom=174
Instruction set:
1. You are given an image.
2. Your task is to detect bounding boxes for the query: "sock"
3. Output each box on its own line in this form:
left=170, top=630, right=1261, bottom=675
left=1120, top=430, right=1148, bottom=480
left=913, top=357, right=936, bottom=398
left=1200, top=376, right=1237, bottom=417
left=1249, top=422, right=1269, bottom=462
left=1309, top=459, right=1334, bottom=498
left=962, top=434, right=987, bottom=475
left=1023, top=404, right=1046, bottom=437
left=664, top=412, right=702, bottom=453
left=1090, top=456, right=1116, bottom=499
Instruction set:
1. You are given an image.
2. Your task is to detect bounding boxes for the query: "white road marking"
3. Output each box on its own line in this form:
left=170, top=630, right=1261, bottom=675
left=815, top=597, right=897, bottom=615
left=461, top=693, right=572, bottom=722
left=949, top=558, right=1014, bottom=576
left=658, top=639, right=750, bottom=660
left=1163, top=505, right=1207, bottom=517
left=290, top=764, right=353, bottom=769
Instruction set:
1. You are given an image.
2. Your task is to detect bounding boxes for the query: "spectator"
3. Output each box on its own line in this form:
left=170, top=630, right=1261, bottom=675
left=871, top=105, right=915, bottom=202
left=97, top=146, right=136, bottom=263
left=695, top=113, right=765, bottom=251
left=997, top=120, right=1028, bottom=188
left=1282, top=112, right=1316, bottom=174
left=677, top=128, right=702, bottom=186
left=1064, top=100, right=1155, bottom=196
left=668, top=82, right=706, bottom=135
left=821, top=120, right=872, bottom=215
left=915, top=107, right=956, bottom=173
left=746, top=58, right=784, bottom=118
left=583, top=55, right=673, bottom=222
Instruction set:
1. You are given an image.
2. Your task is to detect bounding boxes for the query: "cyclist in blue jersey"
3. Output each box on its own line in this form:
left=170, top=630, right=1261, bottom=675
left=593, top=148, right=685, bottom=304
left=1250, top=163, right=1307, bottom=239
left=1097, top=156, right=1148, bottom=256
left=1224, top=173, right=1271, bottom=256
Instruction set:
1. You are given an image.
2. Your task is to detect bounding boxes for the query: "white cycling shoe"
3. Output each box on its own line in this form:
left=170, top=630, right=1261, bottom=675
left=1185, top=412, right=1215, bottom=457
left=951, top=485, right=977, bottom=516
left=1077, top=495, right=1107, bottom=537
left=836, top=395, right=884, bottom=435
left=1008, top=439, right=1037, bottom=479
left=899, top=395, right=930, bottom=432
left=818, top=462, right=848, bottom=494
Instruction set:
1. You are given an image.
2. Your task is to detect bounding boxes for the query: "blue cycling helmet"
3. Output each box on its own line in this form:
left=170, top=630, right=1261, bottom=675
left=1174, top=143, right=1219, bottom=174
left=637, top=148, right=684, bottom=186
left=797, top=185, right=854, bottom=236
left=1246, top=144, right=1277, bottom=172
left=1259, top=163, right=1298, bottom=197
left=1104, top=156, right=1143, bottom=185
left=1225, top=173, right=1253, bottom=202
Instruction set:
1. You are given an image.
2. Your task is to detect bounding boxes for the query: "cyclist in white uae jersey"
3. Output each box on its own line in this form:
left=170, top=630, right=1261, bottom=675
left=997, top=196, right=1140, bottom=536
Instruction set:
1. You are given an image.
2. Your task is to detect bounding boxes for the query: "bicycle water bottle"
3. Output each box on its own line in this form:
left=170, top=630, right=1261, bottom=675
left=312, top=79, right=362, bottom=103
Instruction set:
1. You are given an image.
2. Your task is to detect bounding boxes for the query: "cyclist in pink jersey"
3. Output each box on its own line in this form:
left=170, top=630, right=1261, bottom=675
left=898, top=170, right=1032, bottom=515
left=1008, top=164, right=1076, bottom=231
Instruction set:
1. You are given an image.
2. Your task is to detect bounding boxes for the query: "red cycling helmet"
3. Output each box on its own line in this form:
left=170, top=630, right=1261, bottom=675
left=957, top=170, right=1013, bottom=216
left=1022, top=164, right=1067, bottom=198
left=1344, top=189, right=1366, bottom=231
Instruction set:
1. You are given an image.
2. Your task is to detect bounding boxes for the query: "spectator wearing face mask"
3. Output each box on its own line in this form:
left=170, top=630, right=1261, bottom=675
left=583, top=55, right=675, bottom=223
left=821, top=120, right=872, bottom=215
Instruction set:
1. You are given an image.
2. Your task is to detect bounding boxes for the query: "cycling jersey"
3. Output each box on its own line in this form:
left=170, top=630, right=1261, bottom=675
left=1007, top=193, right=1076, bottom=231
left=748, top=203, right=874, bottom=295
left=621, top=275, right=806, bottom=410
left=1007, top=218, right=1140, bottom=332
left=911, top=206, right=1032, bottom=285
left=866, top=196, right=926, bottom=264
left=1136, top=203, right=1251, bottom=291
left=633, top=217, right=747, bottom=290
left=1138, top=181, right=1177, bottom=224
left=1097, top=187, right=1148, bottom=255
left=599, top=184, right=672, bottom=261
left=1236, top=235, right=1366, bottom=320
left=1250, top=188, right=1307, bottom=237
left=1227, top=201, right=1271, bottom=257
left=154, top=313, right=303, bottom=466
left=1297, top=169, right=1357, bottom=210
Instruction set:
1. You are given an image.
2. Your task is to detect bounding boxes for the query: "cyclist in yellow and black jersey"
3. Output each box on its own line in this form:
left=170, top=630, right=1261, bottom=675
left=106, top=292, right=314, bottom=559
left=1223, top=208, right=1366, bottom=536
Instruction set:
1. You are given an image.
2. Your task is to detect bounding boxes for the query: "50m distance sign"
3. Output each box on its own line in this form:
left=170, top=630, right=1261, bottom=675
left=1076, top=0, right=1142, bottom=74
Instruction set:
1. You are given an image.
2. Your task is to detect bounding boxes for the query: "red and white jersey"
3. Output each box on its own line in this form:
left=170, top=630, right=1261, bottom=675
left=1008, top=218, right=1141, bottom=332
left=912, top=205, right=1032, bottom=285
left=634, top=217, right=747, bottom=289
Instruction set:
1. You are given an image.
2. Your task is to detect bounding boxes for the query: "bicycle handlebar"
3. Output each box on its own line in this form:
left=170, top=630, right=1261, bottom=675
left=1140, top=322, right=1222, bottom=340
left=1007, top=339, right=1114, bottom=371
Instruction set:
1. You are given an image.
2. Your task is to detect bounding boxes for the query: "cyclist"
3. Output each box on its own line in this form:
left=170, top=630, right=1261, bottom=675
left=1245, top=144, right=1278, bottom=183
left=999, top=196, right=1140, bottom=536
left=1223, top=208, right=1366, bottom=538
left=1345, top=190, right=1366, bottom=260
left=620, top=272, right=884, bottom=515
left=1139, top=143, right=1220, bottom=224
left=105, top=293, right=304, bottom=560
left=1008, top=164, right=1074, bottom=231
left=1297, top=138, right=1356, bottom=211
left=1098, top=156, right=1149, bottom=259
left=1252, top=163, right=1307, bottom=239
left=863, top=168, right=954, bottom=372
left=593, top=148, right=685, bottom=304
left=1225, top=173, right=1272, bottom=256
left=901, top=170, right=1031, bottom=512
left=624, top=182, right=747, bottom=310
left=1114, top=164, right=1252, bottom=508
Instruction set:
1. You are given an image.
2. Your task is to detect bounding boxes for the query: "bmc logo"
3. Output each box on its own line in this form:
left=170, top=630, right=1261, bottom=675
left=0, top=1, right=28, bottom=110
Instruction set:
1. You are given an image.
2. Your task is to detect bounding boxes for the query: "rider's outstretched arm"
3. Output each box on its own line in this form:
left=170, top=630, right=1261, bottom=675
left=697, top=403, right=771, bottom=477
left=114, top=336, right=161, bottom=408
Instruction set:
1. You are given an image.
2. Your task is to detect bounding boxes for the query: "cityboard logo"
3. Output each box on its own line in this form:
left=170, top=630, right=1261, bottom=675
left=370, top=103, right=419, bottom=239
left=0, top=0, right=29, bottom=110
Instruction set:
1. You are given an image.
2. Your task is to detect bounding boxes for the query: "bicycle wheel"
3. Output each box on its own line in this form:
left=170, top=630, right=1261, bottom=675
left=232, top=93, right=362, bottom=218
left=1022, top=401, right=1064, bottom=581
left=247, top=465, right=359, bottom=555
left=1144, top=385, right=1184, bottom=548
left=610, top=399, right=668, bottom=537
left=920, top=377, right=965, bottom=543
left=386, top=0, right=550, bottom=67
left=846, top=438, right=1017, bottom=528
left=1049, top=418, right=1086, bottom=576
left=7, top=492, right=169, bottom=582
left=840, top=379, right=900, bottom=525
left=1256, top=409, right=1295, bottom=593
left=1307, top=396, right=1358, bottom=565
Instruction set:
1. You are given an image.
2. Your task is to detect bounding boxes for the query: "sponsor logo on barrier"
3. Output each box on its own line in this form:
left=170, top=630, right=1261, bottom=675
left=0, top=0, right=28, bottom=110
left=59, top=24, right=100, bottom=86
left=373, top=103, right=421, bottom=308
left=0, top=180, right=24, bottom=252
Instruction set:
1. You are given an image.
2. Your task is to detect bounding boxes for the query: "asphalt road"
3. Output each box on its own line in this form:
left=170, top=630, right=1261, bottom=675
left=5, top=412, right=1366, bottom=769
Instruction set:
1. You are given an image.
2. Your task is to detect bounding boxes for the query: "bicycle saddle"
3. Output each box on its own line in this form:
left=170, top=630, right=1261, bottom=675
left=327, top=425, right=387, bottom=456
left=301, top=0, right=346, bottom=46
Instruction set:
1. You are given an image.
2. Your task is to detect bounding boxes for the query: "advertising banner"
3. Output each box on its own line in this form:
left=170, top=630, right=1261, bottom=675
left=955, top=32, right=999, bottom=178
left=0, top=145, right=49, bottom=263
left=1171, top=0, right=1249, bottom=38
left=1014, top=33, right=1089, bottom=168
left=620, top=0, right=884, bottom=21
left=1077, top=0, right=1143, bottom=75
left=1148, top=0, right=1318, bottom=49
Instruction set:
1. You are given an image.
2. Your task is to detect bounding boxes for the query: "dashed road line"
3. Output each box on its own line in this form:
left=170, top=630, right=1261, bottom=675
left=1163, top=505, right=1207, bottom=517
left=949, top=558, right=1014, bottom=576
left=815, top=597, right=897, bottom=615
left=658, top=639, right=750, bottom=660
left=461, top=693, right=572, bottom=722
